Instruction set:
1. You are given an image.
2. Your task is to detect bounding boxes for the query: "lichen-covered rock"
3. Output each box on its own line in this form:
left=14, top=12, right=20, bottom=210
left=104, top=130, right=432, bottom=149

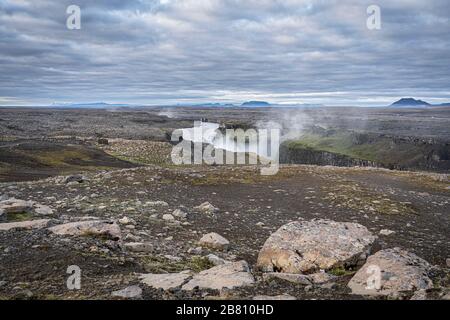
left=0, top=198, right=34, bottom=216
left=0, top=198, right=54, bottom=217
left=256, top=219, right=376, bottom=273
left=0, top=219, right=51, bottom=231
left=347, top=248, right=434, bottom=297
left=182, top=261, right=254, bottom=291
left=48, top=220, right=121, bottom=240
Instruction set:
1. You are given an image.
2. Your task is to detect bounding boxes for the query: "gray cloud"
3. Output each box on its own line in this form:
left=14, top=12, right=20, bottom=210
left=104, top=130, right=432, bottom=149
left=0, top=0, right=449, bottom=106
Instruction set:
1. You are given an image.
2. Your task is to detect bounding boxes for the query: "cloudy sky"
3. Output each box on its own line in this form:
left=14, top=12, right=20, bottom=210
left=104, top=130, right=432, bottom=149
left=0, top=0, right=449, bottom=106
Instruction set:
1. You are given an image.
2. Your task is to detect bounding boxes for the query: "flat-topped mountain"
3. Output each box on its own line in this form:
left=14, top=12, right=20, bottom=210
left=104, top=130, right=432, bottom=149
left=390, top=98, right=430, bottom=107
left=241, top=101, right=271, bottom=107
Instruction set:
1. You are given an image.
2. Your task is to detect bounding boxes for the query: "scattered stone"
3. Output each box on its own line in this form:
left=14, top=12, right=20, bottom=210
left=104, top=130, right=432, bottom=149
left=348, top=248, right=434, bottom=297
left=111, top=285, right=142, bottom=299
left=98, top=138, right=109, bottom=145
left=124, top=233, right=141, bottom=242
left=48, top=220, right=121, bottom=240
left=162, top=214, right=175, bottom=221
left=164, top=255, right=182, bottom=262
left=410, top=289, right=428, bottom=300
left=13, top=289, right=34, bottom=300
left=145, top=201, right=169, bottom=207
left=124, top=242, right=153, bottom=253
left=172, top=209, right=188, bottom=219
left=446, top=258, right=450, bottom=268
left=64, top=174, right=87, bottom=184
left=141, top=272, right=192, bottom=290
left=206, top=254, right=230, bottom=266
left=304, top=285, right=313, bottom=292
left=0, top=219, right=51, bottom=232
left=118, top=217, right=133, bottom=225
left=33, top=204, right=54, bottom=216
left=188, top=247, right=203, bottom=255
left=199, top=232, right=230, bottom=250
left=253, top=294, right=296, bottom=300
left=257, top=219, right=376, bottom=273
left=182, top=261, right=254, bottom=291
left=379, top=229, right=395, bottom=236
left=194, top=202, right=218, bottom=215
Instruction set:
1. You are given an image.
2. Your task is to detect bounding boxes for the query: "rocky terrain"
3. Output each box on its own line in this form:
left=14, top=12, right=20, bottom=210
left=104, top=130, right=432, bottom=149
left=0, top=163, right=448, bottom=300
left=0, top=107, right=449, bottom=300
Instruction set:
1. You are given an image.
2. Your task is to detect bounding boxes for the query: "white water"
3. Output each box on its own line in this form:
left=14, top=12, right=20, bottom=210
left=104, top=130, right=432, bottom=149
left=181, top=122, right=275, bottom=160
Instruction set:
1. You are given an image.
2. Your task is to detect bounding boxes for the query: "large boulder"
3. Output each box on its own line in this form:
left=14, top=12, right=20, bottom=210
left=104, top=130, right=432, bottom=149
left=182, top=260, right=254, bottom=291
left=347, top=248, right=434, bottom=297
left=256, top=219, right=376, bottom=273
left=48, top=220, right=121, bottom=240
left=199, top=232, right=230, bottom=250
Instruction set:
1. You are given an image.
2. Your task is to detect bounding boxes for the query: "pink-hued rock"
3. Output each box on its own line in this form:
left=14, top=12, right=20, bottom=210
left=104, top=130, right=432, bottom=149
left=257, top=219, right=376, bottom=273
left=48, top=220, right=121, bottom=240
left=348, top=248, right=434, bottom=297
left=0, top=219, right=51, bottom=231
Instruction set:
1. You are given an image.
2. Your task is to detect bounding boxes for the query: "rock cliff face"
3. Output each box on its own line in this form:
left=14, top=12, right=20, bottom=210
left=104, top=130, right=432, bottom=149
left=280, top=133, right=450, bottom=172
left=279, top=144, right=380, bottom=168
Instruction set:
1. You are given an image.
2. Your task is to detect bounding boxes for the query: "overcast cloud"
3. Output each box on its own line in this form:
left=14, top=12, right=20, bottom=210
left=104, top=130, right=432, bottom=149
left=0, top=0, right=449, bottom=106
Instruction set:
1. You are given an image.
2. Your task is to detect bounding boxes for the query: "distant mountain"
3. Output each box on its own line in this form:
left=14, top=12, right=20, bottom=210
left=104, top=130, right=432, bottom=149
left=389, top=98, right=450, bottom=108
left=390, top=98, right=430, bottom=108
left=50, top=102, right=132, bottom=108
left=241, top=101, right=271, bottom=107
